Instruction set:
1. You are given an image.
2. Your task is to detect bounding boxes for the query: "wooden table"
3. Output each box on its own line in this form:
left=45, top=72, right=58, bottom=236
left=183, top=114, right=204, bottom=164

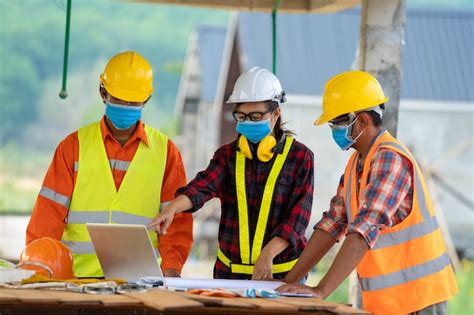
left=0, top=288, right=370, bottom=315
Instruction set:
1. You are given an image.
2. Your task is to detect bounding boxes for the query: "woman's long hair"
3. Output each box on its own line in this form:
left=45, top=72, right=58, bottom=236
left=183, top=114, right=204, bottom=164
left=266, top=101, right=296, bottom=138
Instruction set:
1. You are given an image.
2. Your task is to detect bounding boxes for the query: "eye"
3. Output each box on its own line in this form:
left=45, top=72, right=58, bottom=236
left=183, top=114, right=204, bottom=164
left=249, top=112, right=263, bottom=121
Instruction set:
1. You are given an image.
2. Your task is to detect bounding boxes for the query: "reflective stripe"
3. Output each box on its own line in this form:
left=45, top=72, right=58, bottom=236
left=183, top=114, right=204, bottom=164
left=111, top=210, right=152, bottom=225
left=236, top=152, right=250, bottom=264
left=109, top=159, right=130, bottom=171
left=235, top=137, right=294, bottom=266
left=39, top=187, right=71, bottom=208
left=251, top=137, right=294, bottom=263
left=67, top=211, right=109, bottom=224
left=74, top=159, right=130, bottom=172
left=374, top=216, right=439, bottom=249
left=360, top=252, right=451, bottom=291
left=62, top=240, right=96, bottom=254
left=345, top=155, right=358, bottom=224
left=217, top=248, right=297, bottom=275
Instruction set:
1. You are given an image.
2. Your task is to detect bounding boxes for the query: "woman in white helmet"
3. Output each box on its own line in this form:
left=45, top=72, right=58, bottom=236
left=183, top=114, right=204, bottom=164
left=149, top=67, right=314, bottom=280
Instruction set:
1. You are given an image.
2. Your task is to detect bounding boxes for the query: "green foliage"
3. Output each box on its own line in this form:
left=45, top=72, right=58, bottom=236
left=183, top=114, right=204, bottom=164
left=449, top=260, right=474, bottom=315
left=0, top=0, right=228, bottom=143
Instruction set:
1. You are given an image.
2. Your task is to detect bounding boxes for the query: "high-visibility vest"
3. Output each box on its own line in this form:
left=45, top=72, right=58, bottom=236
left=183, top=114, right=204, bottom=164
left=61, top=122, right=168, bottom=277
left=343, top=131, right=458, bottom=315
left=217, top=136, right=299, bottom=275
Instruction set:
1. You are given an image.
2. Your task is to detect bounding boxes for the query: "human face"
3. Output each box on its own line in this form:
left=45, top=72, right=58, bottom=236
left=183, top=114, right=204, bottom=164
left=233, top=102, right=280, bottom=128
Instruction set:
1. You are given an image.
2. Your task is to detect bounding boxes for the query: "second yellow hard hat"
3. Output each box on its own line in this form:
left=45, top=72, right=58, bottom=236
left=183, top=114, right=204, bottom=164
left=314, top=70, right=388, bottom=125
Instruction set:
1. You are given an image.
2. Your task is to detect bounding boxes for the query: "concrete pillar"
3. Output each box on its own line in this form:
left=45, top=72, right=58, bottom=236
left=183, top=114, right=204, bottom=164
left=354, top=0, right=406, bottom=136
left=349, top=1, right=406, bottom=308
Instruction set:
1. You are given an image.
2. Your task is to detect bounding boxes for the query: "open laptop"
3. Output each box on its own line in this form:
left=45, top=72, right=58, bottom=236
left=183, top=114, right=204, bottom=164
left=86, top=223, right=163, bottom=282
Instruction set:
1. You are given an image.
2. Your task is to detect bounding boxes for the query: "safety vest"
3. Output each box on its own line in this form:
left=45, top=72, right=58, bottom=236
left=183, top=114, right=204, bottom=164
left=61, top=122, right=168, bottom=277
left=343, top=131, right=458, bottom=315
left=217, top=136, right=299, bottom=275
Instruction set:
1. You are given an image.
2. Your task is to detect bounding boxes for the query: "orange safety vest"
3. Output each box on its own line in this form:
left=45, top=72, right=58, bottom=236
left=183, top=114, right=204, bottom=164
left=343, top=131, right=458, bottom=315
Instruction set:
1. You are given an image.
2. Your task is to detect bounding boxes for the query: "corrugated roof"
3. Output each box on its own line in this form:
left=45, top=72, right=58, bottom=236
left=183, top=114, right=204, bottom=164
left=195, top=26, right=227, bottom=102
left=237, top=9, right=474, bottom=102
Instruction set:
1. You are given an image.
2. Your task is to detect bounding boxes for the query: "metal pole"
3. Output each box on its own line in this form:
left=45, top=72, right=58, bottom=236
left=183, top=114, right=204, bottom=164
left=59, top=0, right=72, bottom=99
left=271, top=0, right=281, bottom=74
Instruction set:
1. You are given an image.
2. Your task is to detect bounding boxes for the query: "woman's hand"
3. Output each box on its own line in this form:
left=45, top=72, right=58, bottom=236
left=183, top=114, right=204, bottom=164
left=147, top=206, right=176, bottom=235
left=251, top=252, right=274, bottom=280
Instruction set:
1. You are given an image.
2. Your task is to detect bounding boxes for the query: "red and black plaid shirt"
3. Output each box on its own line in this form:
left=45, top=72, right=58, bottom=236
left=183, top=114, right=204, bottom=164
left=177, top=136, right=314, bottom=279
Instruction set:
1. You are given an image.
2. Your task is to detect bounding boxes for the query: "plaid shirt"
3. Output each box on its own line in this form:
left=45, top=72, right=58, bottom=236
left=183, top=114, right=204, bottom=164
left=177, top=137, right=314, bottom=279
left=315, top=145, right=413, bottom=248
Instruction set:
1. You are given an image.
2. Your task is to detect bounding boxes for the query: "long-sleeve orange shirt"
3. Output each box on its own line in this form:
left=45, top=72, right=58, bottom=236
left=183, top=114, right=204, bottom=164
left=26, top=117, right=193, bottom=273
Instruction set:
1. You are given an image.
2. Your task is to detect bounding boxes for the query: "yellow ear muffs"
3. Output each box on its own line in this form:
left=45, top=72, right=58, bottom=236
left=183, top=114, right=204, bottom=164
left=257, top=135, right=277, bottom=162
left=238, top=136, right=253, bottom=159
left=238, top=135, right=277, bottom=162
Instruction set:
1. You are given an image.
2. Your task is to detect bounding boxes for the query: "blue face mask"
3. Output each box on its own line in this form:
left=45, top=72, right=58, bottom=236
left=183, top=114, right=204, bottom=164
left=105, top=102, right=143, bottom=130
left=331, top=117, right=361, bottom=150
left=236, top=119, right=272, bottom=143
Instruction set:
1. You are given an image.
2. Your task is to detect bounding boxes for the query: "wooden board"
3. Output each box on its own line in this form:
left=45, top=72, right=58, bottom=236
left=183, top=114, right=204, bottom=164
left=272, top=296, right=337, bottom=311
left=124, top=290, right=202, bottom=310
left=42, top=290, right=102, bottom=304
left=277, top=297, right=370, bottom=314
left=0, top=291, right=20, bottom=302
left=235, top=297, right=299, bottom=311
left=0, top=289, right=61, bottom=303
left=179, top=292, right=255, bottom=308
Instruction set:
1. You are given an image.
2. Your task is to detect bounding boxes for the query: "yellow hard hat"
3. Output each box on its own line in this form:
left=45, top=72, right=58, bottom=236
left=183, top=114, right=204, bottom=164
left=314, top=70, right=388, bottom=125
left=100, top=51, right=154, bottom=103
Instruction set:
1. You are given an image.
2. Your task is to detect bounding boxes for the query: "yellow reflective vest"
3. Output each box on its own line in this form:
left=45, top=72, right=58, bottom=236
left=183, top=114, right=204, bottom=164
left=61, top=122, right=168, bottom=277
left=343, top=132, right=458, bottom=314
left=217, top=136, right=299, bottom=275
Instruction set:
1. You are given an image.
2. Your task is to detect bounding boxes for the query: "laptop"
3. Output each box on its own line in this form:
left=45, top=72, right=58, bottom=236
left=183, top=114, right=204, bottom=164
left=86, top=223, right=163, bottom=282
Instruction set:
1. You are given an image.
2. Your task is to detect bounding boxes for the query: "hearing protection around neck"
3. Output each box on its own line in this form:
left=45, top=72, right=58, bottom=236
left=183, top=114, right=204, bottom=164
left=238, top=135, right=278, bottom=162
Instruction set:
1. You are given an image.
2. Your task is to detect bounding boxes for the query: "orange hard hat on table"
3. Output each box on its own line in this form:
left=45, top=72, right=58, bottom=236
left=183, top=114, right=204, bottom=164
left=18, top=237, right=74, bottom=279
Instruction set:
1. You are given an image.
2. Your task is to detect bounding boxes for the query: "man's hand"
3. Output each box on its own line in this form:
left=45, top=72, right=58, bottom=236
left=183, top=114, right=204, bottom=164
left=163, top=268, right=181, bottom=278
left=251, top=252, right=273, bottom=280
left=147, top=207, right=176, bottom=235
left=276, top=283, right=327, bottom=298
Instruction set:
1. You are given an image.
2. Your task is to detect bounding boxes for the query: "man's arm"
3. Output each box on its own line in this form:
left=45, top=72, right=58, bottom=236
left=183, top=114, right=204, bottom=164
left=157, top=140, right=193, bottom=276
left=26, top=134, right=77, bottom=244
left=313, top=233, right=368, bottom=298
left=284, top=229, right=336, bottom=283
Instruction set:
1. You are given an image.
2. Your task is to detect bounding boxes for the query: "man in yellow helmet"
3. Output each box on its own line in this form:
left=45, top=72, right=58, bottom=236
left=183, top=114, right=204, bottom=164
left=277, top=71, right=458, bottom=314
left=27, top=51, right=193, bottom=278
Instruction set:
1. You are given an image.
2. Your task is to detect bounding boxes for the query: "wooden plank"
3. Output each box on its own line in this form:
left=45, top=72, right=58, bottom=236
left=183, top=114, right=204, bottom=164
left=99, top=294, right=144, bottom=306
left=0, top=291, right=20, bottom=302
left=277, top=297, right=370, bottom=314
left=46, top=290, right=143, bottom=306
left=179, top=292, right=255, bottom=308
left=235, top=297, right=299, bottom=311
left=318, top=299, right=370, bottom=314
left=0, top=289, right=61, bottom=303
left=41, top=290, right=102, bottom=304
left=124, top=290, right=202, bottom=310
left=274, top=296, right=337, bottom=311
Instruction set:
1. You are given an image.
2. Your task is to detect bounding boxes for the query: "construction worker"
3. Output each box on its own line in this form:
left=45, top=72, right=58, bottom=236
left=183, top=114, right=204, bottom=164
left=276, top=71, right=458, bottom=314
left=148, top=67, right=314, bottom=280
left=26, top=51, right=192, bottom=278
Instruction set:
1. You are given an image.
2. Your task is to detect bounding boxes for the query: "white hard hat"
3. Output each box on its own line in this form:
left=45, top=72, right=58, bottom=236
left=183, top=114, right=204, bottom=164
left=226, top=67, right=286, bottom=104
